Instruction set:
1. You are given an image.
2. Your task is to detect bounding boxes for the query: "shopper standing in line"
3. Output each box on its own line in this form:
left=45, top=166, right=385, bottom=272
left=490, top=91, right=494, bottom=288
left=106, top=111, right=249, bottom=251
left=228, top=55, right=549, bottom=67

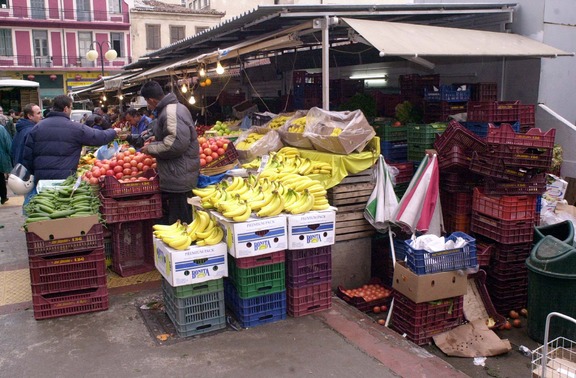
left=139, top=80, right=200, bottom=224
left=11, top=103, right=43, bottom=166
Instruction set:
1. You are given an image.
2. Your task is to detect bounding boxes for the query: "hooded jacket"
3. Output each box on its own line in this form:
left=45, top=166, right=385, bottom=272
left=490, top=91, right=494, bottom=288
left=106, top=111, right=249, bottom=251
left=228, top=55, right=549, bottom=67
left=22, top=111, right=116, bottom=182
left=11, top=117, right=35, bottom=165
left=146, top=92, right=200, bottom=193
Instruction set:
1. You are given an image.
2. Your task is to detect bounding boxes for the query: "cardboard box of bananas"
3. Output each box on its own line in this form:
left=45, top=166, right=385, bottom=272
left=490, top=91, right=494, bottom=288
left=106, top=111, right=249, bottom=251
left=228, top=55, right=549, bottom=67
left=277, top=110, right=315, bottom=149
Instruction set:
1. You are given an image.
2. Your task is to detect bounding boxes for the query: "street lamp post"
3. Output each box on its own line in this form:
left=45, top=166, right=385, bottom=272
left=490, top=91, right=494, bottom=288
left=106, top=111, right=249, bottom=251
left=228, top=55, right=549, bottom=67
left=85, top=41, right=117, bottom=78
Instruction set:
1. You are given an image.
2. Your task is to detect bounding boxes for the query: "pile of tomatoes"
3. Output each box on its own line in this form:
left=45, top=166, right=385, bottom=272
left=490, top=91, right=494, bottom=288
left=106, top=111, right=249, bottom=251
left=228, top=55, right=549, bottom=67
left=82, top=147, right=157, bottom=184
left=340, top=284, right=392, bottom=303
left=198, top=136, right=230, bottom=167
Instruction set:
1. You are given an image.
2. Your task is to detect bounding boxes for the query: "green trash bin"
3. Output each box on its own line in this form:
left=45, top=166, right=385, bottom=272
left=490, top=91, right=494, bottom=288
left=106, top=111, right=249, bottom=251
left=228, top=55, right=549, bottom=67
left=533, top=220, right=574, bottom=246
left=526, top=235, right=576, bottom=343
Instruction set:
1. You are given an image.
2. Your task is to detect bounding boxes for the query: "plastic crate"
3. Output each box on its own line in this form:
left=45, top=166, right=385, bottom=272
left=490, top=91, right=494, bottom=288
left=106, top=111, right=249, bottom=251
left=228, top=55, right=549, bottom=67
left=335, top=277, right=393, bottom=312
left=391, top=291, right=464, bottom=346
left=467, top=101, right=521, bottom=122
left=491, top=242, right=531, bottom=263
left=470, top=82, right=498, bottom=102
left=486, top=275, right=528, bottom=296
left=381, top=140, right=408, bottom=162
left=388, top=161, right=414, bottom=184
left=99, top=193, right=163, bottom=224
left=162, top=277, right=224, bottom=299
left=474, top=238, right=494, bottom=267
left=423, top=102, right=467, bottom=123
left=29, top=248, right=107, bottom=295
left=233, top=250, right=285, bottom=269
left=407, top=144, right=430, bottom=162
left=440, top=172, right=482, bottom=193
left=489, top=259, right=528, bottom=278
left=110, top=220, right=155, bottom=277
left=373, top=121, right=408, bottom=142
left=26, top=222, right=104, bottom=258
left=443, top=213, right=471, bottom=234
left=440, top=190, right=473, bottom=216
left=286, top=246, right=332, bottom=288
left=433, top=120, right=487, bottom=155
left=472, top=187, right=537, bottom=221
left=486, top=123, right=556, bottom=149
left=462, top=121, right=520, bottom=138
left=467, top=270, right=506, bottom=329
left=470, top=212, right=534, bottom=244
left=519, top=104, right=536, bottom=129
left=469, top=151, right=543, bottom=183
left=424, top=85, right=471, bottom=102
left=407, top=123, right=447, bottom=146
left=99, top=169, right=159, bottom=198
left=482, top=176, right=547, bottom=196
left=224, top=280, right=286, bottom=328
left=162, top=281, right=226, bottom=337
left=286, top=282, right=332, bottom=317
left=405, top=232, right=477, bottom=274
left=227, top=259, right=285, bottom=299
left=32, top=285, right=108, bottom=320
left=484, top=143, right=553, bottom=169
left=438, top=145, right=473, bottom=172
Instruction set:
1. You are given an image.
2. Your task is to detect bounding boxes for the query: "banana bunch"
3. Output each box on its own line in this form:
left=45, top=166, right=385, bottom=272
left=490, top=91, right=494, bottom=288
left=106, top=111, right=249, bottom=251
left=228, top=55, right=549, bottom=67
left=277, top=146, right=300, bottom=157
left=276, top=173, right=331, bottom=211
left=255, top=190, right=285, bottom=217
left=287, top=117, right=307, bottom=133
left=309, top=160, right=333, bottom=175
left=235, top=132, right=265, bottom=150
left=153, top=221, right=192, bottom=250
left=267, top=115, right=291, bottom=130
left=283, top=189, right=315, bottom=214
left=241, top=157, right=261, bottom=169
left=215, top=194, right=252, bottom=222
left=187, top=209, right=224, bottom=246
left=330, top=127, right=343, bottom=136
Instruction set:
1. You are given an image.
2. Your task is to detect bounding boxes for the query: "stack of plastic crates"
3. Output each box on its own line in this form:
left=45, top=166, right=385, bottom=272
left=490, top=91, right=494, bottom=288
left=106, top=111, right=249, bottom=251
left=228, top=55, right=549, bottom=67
left=388, top=161, right=414, bottom=198
left=470, top=187, right=537, bottom=314
left=406, top=122, right=447, bottom=162
left=286, top=246, right=332, bottom=317
left=225, top=251, right=286, bottom=328
left=99, top=173, right=162, bottom=277
left=391, top=232, right=476, bottom=345
left=161, top=278, right=226, bottom=337
left=25, top=217, right=108, bottom=320
left=422, top=101, right=467, bottom=123
left=375, top=119, right=408, bottom=163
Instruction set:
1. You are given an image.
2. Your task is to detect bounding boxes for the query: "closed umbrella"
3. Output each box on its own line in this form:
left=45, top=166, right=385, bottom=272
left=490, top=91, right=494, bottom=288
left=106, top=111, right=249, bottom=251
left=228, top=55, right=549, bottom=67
left=364, top=155, right=399, bottom=233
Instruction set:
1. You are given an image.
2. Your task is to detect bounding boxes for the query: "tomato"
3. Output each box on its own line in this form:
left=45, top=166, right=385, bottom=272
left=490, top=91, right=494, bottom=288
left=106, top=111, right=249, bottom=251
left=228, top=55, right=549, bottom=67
left=200, top=153, right=206, bottom=159
left=99, top=167, right=107, bottom=176
left=94, top=161, right=102, bottom=168
left=217, top=148, right=225, bottom=156
left=123, top=168, right=132, bottom=176
left=377, top=319, right=386, bottom=326
left=131, top=166, right=139, bottom=174
left=122, top=162, right=131, bottom=169
left=520, top=308, right=528, bottom=317
left=109, top=160, right=117, bottom=169
left=201, top=142, right=209, bottom=149
left=205, top=156, right=213, bottom=163
left=116, top=152, right=125, bottom=160
left=123, top=156, right=131, bottom=164
left=216, top=139, right=224, bottom=147
left=113, top=165, right=123, bottom=173
left=89, top=177, right=99, bottom=185
left=151, top=163, right=157, bottom=169
left=134, top=154, right=145, bottom=163
left=129, top=176, right=138, bottom=181
left=130, top=159, right=138, bottom=167
left=373, top=306, right=381, bottom=314
left=200, top=158, right=206, bottom=167
left=85, top=171, right=92, bottom=179
left=380, top=305, right=388, bottom=312
left=512, top=319, right=522, bottom=328
left=106, top=169, right=115, bottom=176
left=198, top=137, right=206, bottom=145
left=203, top=148, right=212, bottom=156
left=509, top=310, right=519, bottom=319
left=137, top=176, right=148, bottom=181
left=211, top=152, right=219, bottom=160
left=142, top=165, right=150, bottom=172
left=137, top=162, right=144, bottom=170
left=143, top=158, right=153, bottom=166
left=115, top=172, right=123, bottom=179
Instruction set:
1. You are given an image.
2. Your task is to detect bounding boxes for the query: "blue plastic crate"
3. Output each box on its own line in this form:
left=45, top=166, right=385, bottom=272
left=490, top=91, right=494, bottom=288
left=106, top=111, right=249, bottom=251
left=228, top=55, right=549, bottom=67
left=224, top=279, right=286, bottom=328
left=405, top=232, right=478, bottom=274
left=424, top=85, right=471, bottom=102
left=381, top=140, right=408, bottom=162
left=463, top=121, right=520, bottom=138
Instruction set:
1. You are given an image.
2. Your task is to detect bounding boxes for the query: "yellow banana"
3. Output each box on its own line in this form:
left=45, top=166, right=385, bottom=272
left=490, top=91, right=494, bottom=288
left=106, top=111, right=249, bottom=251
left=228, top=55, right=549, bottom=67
left=312, top=203, right=331, bottom=211
left=203, top=227, right=224, bottom=245
left=166, top=233, right=192, bottom=250
left=222, top=200, right=248, bottom=219
left=152, top=221, right=181, bottom=232
left=195, top=211, right=210, bottom=234
left=257, top=191, right=285, bottom=217
left=290, top=190, right=314, bottom=214
left=196, top=220, right=216, bottom=239
left=293, top=179, right=316, bottom=192
left=232, top=203, right=252, bottom=222
left=313, top=197, right=329, bottom=205
left=192, top=186, right=217, bottom=198
left=226, top=176, right=243, bottom=191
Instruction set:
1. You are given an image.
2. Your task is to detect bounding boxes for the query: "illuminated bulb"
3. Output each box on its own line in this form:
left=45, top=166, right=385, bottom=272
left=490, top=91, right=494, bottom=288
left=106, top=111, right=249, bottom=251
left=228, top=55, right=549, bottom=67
left=102, top=94, right=107, bottom=101
left=181, top=83, right=188, bottom=93
left=188, top=95, right=196, bottom=105
left=216, top=61, right=225, bottom=75
left=118, top=94, right=124, bottom=100
left=104, top=49, right=117, bottom=61
left=199, top=67, right=206, bottom=77
left=86, top=50, right=98, bottom=61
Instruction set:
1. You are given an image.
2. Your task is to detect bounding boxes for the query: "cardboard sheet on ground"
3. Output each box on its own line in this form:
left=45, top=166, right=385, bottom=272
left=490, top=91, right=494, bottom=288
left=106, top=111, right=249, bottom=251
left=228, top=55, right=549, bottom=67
left=433, top=319, right=511, bottom=357
left=298, top=137, right=380, bottom=189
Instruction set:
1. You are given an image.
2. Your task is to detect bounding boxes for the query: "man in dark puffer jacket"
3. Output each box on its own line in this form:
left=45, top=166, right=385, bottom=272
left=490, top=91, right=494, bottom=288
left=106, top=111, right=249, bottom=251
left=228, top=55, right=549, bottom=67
left=22, top=95, right=119, bottom=183
left=11, top=103, right=42, bottom=165
left=140, top=81, right=200, bottom=224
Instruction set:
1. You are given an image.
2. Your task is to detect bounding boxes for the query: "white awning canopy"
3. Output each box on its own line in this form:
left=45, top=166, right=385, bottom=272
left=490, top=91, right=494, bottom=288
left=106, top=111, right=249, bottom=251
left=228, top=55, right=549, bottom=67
left=343, top=18, right=574, bottom=58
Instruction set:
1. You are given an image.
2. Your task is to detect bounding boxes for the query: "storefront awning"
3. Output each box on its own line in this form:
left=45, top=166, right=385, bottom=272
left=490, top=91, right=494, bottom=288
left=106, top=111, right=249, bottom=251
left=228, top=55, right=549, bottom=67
left=343, top=18, right=574, bottom=58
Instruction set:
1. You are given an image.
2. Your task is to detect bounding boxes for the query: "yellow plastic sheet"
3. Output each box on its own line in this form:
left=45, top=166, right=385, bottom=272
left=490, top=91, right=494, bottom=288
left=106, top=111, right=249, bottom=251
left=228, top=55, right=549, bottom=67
left=299, top=137, right=380, bottom=189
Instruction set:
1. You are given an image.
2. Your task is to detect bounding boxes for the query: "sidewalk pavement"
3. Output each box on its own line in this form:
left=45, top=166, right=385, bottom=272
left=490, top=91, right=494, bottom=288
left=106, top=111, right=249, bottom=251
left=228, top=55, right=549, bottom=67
left=0, top=195, right=467, bottom=378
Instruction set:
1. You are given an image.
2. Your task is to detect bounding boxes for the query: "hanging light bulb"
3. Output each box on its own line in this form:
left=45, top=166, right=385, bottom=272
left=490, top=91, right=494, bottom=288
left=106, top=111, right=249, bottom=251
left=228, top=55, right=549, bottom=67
left=199, top=66, right=206, bottom=77
left=216, top=61, right=225, bottom=75
left=102, top=94, right=107, bottom=101
left=188, top=94, right=196, bottom=105
left=118, top=92, right=124, bottom=100
left=181, top=82, right=188, bottom=94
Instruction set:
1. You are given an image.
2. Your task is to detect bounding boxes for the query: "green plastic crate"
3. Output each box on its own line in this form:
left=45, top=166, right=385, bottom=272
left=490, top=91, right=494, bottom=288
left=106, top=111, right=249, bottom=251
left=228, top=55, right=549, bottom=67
left=162, top=277, right=224, bottom=299
left=407, top=123, right=447, bottom=145
left=373, top=120, right=408, bottom=142
left=227, top=258, right=285, bottom=299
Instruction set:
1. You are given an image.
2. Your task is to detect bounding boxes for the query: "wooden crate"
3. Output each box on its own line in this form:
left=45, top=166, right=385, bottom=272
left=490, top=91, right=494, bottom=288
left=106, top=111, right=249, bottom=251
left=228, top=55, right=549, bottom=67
left=335, top=211, right=375, bottom=242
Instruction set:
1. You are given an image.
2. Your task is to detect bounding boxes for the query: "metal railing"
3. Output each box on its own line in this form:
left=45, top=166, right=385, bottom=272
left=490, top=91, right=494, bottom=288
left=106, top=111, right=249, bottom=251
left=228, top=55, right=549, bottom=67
left=0, top=5, right=129, bottom=23
left=0, top=54, right=131, bottom=68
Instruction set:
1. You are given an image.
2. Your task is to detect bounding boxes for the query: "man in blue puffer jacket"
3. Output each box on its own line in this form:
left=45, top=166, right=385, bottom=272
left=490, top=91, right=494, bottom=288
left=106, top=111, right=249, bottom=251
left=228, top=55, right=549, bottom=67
left=11, top=103, right=43, bottom=165
left=22, top=95, right=119, bottom=183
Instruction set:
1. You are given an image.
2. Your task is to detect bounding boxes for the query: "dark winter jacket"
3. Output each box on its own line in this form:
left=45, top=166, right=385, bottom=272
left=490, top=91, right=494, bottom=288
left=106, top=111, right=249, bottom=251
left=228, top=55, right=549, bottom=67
left=11, top=118, right=35, bottom=165
left=22, top=111, right=117, bottom=182
left=146, top=93, right=200, bottom=193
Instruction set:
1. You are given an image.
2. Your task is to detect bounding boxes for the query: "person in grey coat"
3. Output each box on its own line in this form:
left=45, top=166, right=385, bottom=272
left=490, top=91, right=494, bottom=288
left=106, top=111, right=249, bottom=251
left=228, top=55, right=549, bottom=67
left=140, top=80, right=200, bottom=224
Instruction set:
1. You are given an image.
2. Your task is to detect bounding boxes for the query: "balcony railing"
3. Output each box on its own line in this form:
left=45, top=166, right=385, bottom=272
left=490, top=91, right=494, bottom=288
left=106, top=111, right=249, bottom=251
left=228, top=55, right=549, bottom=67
left=0, top=6, right=129, bottom=23
left=0, top=54, right=132, bottom=68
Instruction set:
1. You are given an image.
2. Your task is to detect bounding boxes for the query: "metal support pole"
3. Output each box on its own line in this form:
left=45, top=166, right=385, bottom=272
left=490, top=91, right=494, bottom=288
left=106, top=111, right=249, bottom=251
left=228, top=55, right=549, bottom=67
left=322, top=15, right=330, bottom=110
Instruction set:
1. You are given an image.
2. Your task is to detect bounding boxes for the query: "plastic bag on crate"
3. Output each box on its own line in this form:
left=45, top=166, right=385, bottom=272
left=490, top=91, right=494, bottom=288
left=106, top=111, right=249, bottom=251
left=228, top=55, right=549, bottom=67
left=303, top=107, right=376, bottom=154
left=95, top=141, right=119, bottom=161
left=277, top=110, right=314, bottom=149
left=234, top=127, right=283, bottom=163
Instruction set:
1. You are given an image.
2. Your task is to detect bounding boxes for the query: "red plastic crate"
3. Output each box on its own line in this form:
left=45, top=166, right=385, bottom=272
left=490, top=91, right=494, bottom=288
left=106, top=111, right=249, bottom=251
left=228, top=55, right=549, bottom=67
left=423, top=101, right=467, bottom=123
left=486, top=123, right=555, bottom=149
left=233, top=250, right=285, bottom=269
left=286, top=246, right=332, bottom=288
left=443, top=213, right=471, bottom=234
left=99, top=169, right=159, bottom=198
left=440, top=172, right=482, bottom=193
left=32, top=285, right=108, bottom=320
left=475, top=238, right=495, bottom=267
left=26, top=222, right=104, bottom=258
left=519, top=104, right=535, bottom=127
left=440, top=190, right=473, bottom=216
left=489, top=259, right=528, bottom=277
left=287, top=282, right=332, bottom=317
left=336, top=277, right=393, bottom=313
left=433, top=120, right=487, bottom=155
left=110, top=220, right=155, bottom=277
left=467, top=101, right=521, bottom=122
left=438, top=145, right=473, bottom=172
left=472, top=187, right=537, bottom=220
left=99, top=193, right=163, bottom=224
left=483, top=176, right=546, bottom=196
left=491, top=242, right=531, bottom=263
left=470, top=212, right=534, bottom=244
left=485, top=143, right=553, bottom=169
left=486, top=276, right=528, bottom=297
left=388, top=161, right=414, bottom=184
left=470, top=83, right=498, bottom=102
left=29, top=248, right=107, bottom=295
left=470, top=151, right=542, bottom=183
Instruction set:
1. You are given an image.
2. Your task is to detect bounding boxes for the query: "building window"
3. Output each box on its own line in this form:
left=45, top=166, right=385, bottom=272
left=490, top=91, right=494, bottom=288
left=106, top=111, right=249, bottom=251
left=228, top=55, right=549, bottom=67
left=109, top=0, right=121, bottom=14
left=146, top=24, right=161, bottom=50
left=0, top=29, right=13, bottom=56
left=195, top=26, right=209, bottom=35
left=110, top=32, right=123, bottom=57
left=0, top=1, right=9, bottom=9
left=170, top=26, right=185, bottom=44
left=190, top=0, right=209, bottom=10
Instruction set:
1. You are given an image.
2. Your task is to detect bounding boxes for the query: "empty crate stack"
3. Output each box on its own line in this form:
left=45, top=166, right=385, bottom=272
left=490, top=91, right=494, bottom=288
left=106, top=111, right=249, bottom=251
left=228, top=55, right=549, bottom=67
left=423, top=84, right=470, bottom=123
left=225, top=251, right=287, bottom=328
left=25, top=215, right=108, bottom=320
left=374, top=118, right=408, bottom=163
left=407, top=122, right=447, bottom=163
left=391, top=232, right=476, bottom=345
left=99, top=172, right=163, bottom=276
